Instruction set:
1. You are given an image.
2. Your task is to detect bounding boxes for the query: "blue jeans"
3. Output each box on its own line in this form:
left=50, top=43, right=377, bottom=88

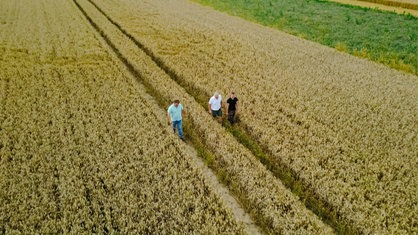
left=172, top=120, right=183, bottom=138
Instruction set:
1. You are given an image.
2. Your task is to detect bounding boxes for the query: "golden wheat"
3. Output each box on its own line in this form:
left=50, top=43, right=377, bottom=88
left=74, top=0, right=334, bottom=233
left=89, top=0, right=418, bottom=233
left=0, top=0, right=245, bottom=233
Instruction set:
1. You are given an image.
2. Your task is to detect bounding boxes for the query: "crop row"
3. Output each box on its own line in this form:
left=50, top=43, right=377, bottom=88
left=0, top=0, right=245, bottom=233
left=75, top=0, right=334, bottom=233
left=89, top=0, right=418, bottom=233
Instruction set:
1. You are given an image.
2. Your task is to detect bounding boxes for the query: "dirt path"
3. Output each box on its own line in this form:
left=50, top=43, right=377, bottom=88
left=330, top=0, right=418, bottom=16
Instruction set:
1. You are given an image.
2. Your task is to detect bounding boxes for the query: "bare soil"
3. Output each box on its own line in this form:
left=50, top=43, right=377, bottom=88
left=330, top=0, right=418, bottom=16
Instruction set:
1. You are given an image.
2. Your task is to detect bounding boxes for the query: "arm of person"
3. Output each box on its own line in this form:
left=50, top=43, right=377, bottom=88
left=225, top=102, right=229, bottom=113
left=208, top=103, right=211, bottom=114
left=167, top=112, right=171, bottom=125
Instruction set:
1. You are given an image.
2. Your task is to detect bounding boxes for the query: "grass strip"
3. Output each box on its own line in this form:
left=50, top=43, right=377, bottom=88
left=192, top=0, right=418, bottom=75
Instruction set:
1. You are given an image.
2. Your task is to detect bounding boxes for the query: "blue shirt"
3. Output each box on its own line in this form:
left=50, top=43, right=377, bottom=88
left=168, top=103, right=183, bottom=121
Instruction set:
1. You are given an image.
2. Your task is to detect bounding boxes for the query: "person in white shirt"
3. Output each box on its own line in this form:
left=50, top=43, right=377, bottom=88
left=208, top=91, right=222, bottom=123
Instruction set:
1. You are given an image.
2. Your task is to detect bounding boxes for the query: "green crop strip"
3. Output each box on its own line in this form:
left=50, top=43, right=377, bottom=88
left=192, top=0, right=418, bottom=75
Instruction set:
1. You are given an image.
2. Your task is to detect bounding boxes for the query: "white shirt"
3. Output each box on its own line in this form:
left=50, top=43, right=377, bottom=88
left=209, top=95, right=222, bottom=111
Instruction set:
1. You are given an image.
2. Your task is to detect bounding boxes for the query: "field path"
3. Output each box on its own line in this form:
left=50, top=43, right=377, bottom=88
left=330, top=0, right=418, bottom=15
left=182, top=144, right=262, bottom=235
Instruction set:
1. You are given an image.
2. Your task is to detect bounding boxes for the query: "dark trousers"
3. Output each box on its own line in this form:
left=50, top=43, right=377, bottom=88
left=228, top=110, right=236, bottom=124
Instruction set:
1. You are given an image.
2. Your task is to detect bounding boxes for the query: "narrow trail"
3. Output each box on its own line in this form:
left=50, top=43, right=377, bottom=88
left=182, top=144, right=262, bottom=235
left=72, top=0, right=263, bottom=234
left=330, top=0, right=418, bottom=16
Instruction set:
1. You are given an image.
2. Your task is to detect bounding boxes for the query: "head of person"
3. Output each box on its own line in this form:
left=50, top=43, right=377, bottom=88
left=214, top=91, right=219, bottom=99
left=173, top=99, right=180, bottom=107
left=230, top=91, right=235, bottom=98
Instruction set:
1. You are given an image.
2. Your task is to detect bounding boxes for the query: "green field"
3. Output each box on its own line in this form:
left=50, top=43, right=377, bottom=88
left=192, top=0, right=418, bottom=75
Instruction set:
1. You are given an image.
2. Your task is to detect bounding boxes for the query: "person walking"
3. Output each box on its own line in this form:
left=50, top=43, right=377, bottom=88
left=167, top=99, right=185, bottom=141
left=208, top=91, right=222, bottom=123
left=226, top=91, right=238, bottom=125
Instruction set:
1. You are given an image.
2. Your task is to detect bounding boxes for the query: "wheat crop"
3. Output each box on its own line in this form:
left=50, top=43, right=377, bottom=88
left=73, top=0, right=335, bottom=233
left=0, top=0, right=245, bottom=233
left=88, top=0, right=418, bottom=233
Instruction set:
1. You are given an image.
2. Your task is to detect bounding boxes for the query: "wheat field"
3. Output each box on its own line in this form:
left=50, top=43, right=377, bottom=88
left=1, top=0, right=417, bottom=234
left=73, top=0, right=334, bottom=233
left=0, top=0, right=247, bottom=233
left=88, top=0, right=418, bottom=233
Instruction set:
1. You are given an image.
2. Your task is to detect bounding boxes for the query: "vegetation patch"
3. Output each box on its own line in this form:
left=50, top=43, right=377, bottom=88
left=192, top=0, right=418, bottom=75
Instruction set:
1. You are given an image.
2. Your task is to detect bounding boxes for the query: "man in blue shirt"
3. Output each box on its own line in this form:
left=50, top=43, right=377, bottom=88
left=167, top=99, right=185, bottom=141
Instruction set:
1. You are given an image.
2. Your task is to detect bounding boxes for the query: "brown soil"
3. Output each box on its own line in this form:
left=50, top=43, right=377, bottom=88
left=330, top=0, right=418, bottom=16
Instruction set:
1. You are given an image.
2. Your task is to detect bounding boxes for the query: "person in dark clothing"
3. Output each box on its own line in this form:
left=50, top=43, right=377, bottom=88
left=226, top=92, right=238, bottom=125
